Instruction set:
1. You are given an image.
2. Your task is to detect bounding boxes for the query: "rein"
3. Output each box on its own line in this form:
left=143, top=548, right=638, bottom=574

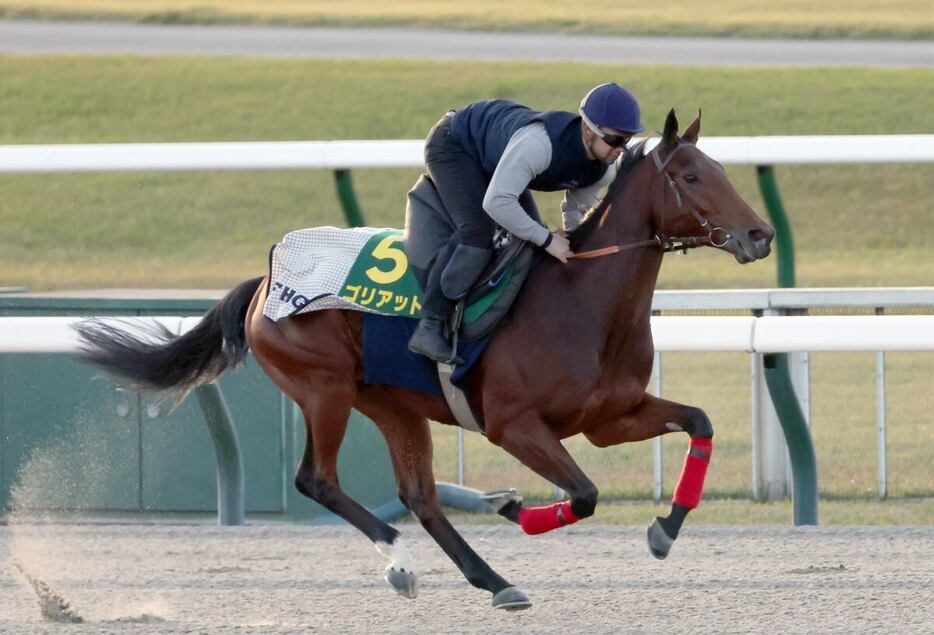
left=569, top=142, right=731, bottom=261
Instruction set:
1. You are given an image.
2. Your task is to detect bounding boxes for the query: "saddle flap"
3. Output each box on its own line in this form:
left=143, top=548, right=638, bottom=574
left=472, top=231, right=527, bottom=291
left=457, top=236, right=536, bottom=343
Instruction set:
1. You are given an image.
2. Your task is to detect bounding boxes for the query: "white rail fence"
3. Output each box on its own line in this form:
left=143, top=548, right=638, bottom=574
left=1, top=134, right=933, bottom=173
left=650, top=287, right=934, bottom=502
left=4, top=312, right=932, bottom=355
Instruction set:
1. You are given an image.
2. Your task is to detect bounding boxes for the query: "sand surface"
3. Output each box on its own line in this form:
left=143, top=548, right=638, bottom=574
left=1, top=521, right=932, bottom=634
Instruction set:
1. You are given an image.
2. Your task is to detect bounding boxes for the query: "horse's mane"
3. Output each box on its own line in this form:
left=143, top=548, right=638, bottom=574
left=568, top=139, right=649, bottom=252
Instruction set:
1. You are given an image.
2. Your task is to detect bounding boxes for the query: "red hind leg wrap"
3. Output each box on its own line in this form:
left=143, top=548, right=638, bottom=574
left=673, top=437, right=713, bottom=509
left=518, top=501, right=580, bottom=535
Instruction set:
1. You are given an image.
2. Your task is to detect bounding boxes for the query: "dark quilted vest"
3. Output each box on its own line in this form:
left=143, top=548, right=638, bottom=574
left=450, top=99, right=608, bottom=191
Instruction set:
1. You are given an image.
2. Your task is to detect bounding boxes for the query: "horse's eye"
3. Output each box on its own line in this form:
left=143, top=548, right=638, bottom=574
left=683, top=174, right=698, bottom=183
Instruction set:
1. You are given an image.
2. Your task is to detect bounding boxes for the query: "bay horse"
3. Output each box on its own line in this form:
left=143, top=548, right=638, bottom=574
left=76, top=110, right=773, bottom=611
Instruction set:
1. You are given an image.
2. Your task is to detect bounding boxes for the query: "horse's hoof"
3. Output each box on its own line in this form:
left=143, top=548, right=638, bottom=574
left=386, top=566, right=418, bottom=599
left=491, top=586, right=531, bottom=611
left=480, top=488, right=523, bottom=512
left=647, top=517, right=675, bottom=560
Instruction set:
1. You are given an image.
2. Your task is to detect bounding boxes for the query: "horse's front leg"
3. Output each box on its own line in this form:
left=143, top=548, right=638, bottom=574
left=583, top=393, right=714, bottom=560
left=485, top=413, right=600, bottom=536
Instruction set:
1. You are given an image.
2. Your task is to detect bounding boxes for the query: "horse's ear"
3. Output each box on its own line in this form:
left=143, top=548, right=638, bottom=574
left=662, top=109, right=679, bottom=149
left=682, top=109, right=702, bottom=145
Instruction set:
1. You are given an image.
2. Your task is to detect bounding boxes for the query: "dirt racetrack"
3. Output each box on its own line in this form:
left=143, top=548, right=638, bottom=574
left=1, top=521, right=932, bottom=634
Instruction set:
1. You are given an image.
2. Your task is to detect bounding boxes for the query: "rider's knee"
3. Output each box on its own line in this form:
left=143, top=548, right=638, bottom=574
left=683, top=407, right=714, bottom=439
left=570, top=485, right=599, bottom=519
left=440, top=244, right=492, bottom=300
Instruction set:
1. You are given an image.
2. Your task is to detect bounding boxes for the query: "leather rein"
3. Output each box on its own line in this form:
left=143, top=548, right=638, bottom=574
left=569, top=142, right=732, bottom=261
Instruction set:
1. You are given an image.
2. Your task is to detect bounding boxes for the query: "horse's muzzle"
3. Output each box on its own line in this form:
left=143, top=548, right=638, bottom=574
left=730, top=227, right=774, bottom=263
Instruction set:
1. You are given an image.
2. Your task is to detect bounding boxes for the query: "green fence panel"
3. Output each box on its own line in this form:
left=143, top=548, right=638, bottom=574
left=0, top=293, right=400, bottom=521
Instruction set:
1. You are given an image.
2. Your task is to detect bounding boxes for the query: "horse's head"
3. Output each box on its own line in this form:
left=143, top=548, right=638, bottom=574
left=651, top=110, right=774, bottom=263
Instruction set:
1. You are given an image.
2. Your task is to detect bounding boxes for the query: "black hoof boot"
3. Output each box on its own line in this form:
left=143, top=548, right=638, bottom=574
left=408, top=316, right=464, bottom=364
left=647, top=517, right=676, bottom=559
left=647, top=503, right=689, bottom=560
left=480, top=488, right=523, bottom=523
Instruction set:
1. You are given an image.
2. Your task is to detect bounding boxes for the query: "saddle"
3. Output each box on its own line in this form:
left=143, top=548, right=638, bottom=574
left=451, top=228, right=534, bottom=344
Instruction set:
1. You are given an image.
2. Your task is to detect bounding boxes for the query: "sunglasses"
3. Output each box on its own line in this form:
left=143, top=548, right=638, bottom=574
left=580, top=111, right=632, bottom=149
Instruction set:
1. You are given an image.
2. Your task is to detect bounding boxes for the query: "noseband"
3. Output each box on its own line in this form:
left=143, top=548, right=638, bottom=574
left=570, top=142, right=731, bottom=260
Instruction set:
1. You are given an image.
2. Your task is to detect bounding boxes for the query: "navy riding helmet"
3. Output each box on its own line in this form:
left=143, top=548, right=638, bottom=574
left=579, top=83, right=645, bottom=134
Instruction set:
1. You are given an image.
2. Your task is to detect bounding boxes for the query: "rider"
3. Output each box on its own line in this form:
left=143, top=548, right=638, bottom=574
left=407, top=82, right=645, bottom=363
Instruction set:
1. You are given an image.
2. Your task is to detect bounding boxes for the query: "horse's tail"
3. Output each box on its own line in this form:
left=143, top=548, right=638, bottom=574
left=74, top=276, right=264, bottom=398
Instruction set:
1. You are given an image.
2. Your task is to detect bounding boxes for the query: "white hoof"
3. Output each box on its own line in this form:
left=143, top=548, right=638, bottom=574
left=376, top=539, right=419, bottom=599
left=386, top=565, right=418, bottom=599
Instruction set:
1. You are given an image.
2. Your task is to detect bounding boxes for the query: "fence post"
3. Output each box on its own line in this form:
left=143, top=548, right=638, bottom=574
left=762, top=353, right=818, bottom=525
left=756, top=165, right=795, bottom=289
left=875, top=307, right=888, bottom=499
left=652, top=350, right=663, bottom=503
left=194, top=383, right=246, bottom=526
left=334, top=169, right=366, bottom=227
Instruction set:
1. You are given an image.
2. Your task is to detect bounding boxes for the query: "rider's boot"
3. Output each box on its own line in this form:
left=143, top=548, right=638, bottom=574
left=409, top=254, right=462, bottom=364
left=408, top=312, right=462, bottom=364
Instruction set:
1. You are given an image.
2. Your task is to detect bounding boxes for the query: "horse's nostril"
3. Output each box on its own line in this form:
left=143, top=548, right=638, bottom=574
left=749, top=229, right=771, bottom=244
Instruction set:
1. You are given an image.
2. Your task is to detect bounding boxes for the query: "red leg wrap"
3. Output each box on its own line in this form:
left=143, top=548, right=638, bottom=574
left=673, top=437, right=713, bottom=509
left=518, top=501, right=580, bottom=535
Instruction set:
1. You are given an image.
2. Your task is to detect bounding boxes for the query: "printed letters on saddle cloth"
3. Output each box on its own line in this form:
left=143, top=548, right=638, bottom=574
left=263, top=227, right=425, bottom=321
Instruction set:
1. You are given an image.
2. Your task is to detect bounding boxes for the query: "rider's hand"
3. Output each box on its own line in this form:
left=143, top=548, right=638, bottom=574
left=544, top=232, right=573, bottom=263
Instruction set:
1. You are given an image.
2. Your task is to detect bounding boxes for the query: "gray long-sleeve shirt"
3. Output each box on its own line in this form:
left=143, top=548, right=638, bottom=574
left=482, top=123, right=618, bottom=246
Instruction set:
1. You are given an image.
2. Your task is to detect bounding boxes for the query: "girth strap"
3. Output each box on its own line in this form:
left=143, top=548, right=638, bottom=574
left=436, top=362, right=486, bottom=435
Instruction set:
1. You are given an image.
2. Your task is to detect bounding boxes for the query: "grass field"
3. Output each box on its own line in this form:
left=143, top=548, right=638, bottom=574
left=2, top=0, right=933, bottom=40
left=1, top=54, right=932, bottom=521
left=1, top=57, right=931, bottom=291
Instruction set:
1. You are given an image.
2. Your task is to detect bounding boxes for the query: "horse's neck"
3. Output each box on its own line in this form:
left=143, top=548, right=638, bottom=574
left=516, top=161, right=663, bottom=363
left=574, top=164, right=662, bottom=326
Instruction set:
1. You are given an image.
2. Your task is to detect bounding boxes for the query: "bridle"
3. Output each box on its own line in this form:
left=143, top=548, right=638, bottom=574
left=570, top=141, right=732, bottom=260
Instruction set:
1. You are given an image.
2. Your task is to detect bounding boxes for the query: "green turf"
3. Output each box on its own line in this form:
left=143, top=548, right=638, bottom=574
left=2, top=0, right=933, bottom=40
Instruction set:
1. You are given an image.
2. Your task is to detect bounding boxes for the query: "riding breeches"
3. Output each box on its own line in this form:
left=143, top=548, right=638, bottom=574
left=417, top=114, right=539, bottom=318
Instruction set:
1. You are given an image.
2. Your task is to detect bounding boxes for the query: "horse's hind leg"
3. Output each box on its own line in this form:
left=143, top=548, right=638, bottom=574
left=290, top=389, right=425, bottom=597
left=247, top=308, right=416, bottom=598
left=357, top=391, right=531, bottom=611
left=583, top=393, right=714, bottom=560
